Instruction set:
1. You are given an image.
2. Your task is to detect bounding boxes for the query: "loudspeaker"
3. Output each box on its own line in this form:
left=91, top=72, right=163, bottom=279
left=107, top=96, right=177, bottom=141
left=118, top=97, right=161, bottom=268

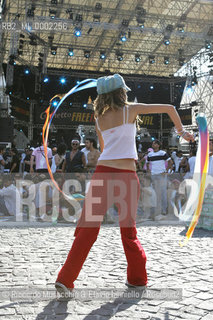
left=0, top=117, right=14, bottom=143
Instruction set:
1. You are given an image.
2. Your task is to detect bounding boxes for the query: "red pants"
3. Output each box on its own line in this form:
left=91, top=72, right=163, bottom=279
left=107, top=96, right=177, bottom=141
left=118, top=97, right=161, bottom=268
left=56, top=165, right=147, bottom=288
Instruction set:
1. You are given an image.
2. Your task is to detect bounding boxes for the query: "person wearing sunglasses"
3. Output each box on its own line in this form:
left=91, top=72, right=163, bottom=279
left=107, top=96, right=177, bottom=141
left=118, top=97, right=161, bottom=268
left=62, top=139, right=86, bottom=173
left=55, top=73, right=194, bottom=295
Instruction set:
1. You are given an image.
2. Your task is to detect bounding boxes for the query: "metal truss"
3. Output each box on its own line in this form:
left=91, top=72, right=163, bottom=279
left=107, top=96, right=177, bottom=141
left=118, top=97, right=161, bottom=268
left=180, top=74, right=213, bottom=133
left=1, top=0, right=213, bottom=77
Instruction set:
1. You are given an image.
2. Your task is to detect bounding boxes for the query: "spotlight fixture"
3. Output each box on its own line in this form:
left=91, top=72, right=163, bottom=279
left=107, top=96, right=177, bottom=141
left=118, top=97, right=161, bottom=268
left=66, top=8, right=73, bottom=20
left=100, top=51, right=106, bottom=59
left=122, top=19, right=129, bottom=27
left=52, top=100, right=58, bottom=107
left=49, top=9, right=57, bottom=19
left=205, top=40, right=212, bottom=49
left=74, top=28, right=81, bottom=37
left=84, top=50, right=90, bottom=58
left=116, top=51, right=123, bottom=61
left=51, top=0, right=57, bottom=4
left=149, top=55, right=155, bottom=64
left=164, top=56, right=169, bottom=65
left=164, top=37, right=170, bottom=45
left=120, top=33, right=127, bottom=42
left=68, top=48, right=74, bottom=56
left=136, top=17, right=145, bottom=29
left=51, top=46, right=57, bottom=55
left=60, top=77, right=66, bottom=84
left=43, top=77, right=49, bottom=83
left=24, top=68, right=30, bottom=74
left=135, top=54, right=141, bottom=62
left=93, top=14, right=100, bottom=22
left=29, top=35, right=37, bottom=46
left=177, top=24, right=185, bottom=33
left=9, top=54, right=16, bottom=66
left=75, top=14, right=83, bottom=22
left=150, top=85, right=154, bottom=90
left=178, top=57, right=185, bottom=66
left=27, top=8, right=34, bottom=18
left=39, top=52, right=44, bottom=58
left=95, top=2, right=102, bottom=10
left=20, top=34, right=25, bottom=39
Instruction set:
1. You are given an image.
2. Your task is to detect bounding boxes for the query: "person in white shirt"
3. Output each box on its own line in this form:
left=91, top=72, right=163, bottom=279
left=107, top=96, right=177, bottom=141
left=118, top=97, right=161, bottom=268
left=30, top=141, right=52, bottom=173
left=171, top=150, right=183, bottom=172
left=147, top=140, right=169, bottom=218
left=184, top=149, right=196, bottom=179
left=0, top=175, right=20, bottom=216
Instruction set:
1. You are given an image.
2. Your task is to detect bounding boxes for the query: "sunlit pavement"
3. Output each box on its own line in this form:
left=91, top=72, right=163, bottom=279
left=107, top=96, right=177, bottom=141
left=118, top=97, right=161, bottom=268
left=0, top=219, right=212, bottom=320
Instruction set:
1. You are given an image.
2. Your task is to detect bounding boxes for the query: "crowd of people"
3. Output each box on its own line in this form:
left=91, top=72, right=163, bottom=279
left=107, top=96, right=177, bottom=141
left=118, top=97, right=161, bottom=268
left=0, top=137, right=213, bottom=226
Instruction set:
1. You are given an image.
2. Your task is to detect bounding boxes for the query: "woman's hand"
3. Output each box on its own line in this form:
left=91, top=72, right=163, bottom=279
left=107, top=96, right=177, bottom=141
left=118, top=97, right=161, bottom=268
left=179, top=131, right=195, bottom=142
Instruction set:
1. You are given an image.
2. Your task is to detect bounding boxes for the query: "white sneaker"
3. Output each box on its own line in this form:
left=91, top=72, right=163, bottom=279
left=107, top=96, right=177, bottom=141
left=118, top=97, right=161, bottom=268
left=125, top=280, right=146, bottom=290
left=55, top=282, right=73, bottom=298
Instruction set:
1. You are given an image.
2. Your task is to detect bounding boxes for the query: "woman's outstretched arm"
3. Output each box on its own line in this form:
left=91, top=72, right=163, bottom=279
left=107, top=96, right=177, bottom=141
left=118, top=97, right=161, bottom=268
left=131, top=103, right=194, bottom=142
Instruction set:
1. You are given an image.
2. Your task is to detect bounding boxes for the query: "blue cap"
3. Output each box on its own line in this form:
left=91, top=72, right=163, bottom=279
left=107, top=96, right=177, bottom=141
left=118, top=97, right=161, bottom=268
left=97, top=74, right=131, bottom=95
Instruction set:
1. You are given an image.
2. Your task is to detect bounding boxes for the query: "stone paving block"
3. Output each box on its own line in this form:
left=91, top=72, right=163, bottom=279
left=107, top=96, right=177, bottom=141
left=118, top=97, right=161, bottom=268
left=201, top=314, right=213, bottom=320
left=0, top=307, right=16, bottom=315
left=196, top=301, right=213, bottom=312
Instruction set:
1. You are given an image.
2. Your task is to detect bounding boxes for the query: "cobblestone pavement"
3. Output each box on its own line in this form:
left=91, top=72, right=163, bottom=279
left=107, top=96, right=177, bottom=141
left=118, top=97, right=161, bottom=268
left=0, top=221, right=212, bottom=320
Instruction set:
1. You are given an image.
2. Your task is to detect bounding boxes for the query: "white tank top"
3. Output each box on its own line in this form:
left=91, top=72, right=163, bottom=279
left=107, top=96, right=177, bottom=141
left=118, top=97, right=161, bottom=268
left=96, top=106, right=138, bottom=161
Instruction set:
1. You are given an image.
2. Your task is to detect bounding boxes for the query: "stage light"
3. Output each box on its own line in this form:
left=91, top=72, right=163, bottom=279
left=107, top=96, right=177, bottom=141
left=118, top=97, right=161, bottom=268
left=43, top=77, right=49, bottom=83
left=49, top=9, right=57, bottom=19
left=100, top=51, right=106, bottom=59
left=51, top=46, right=57, bottom=55
left=27, top=9, right=34, bottom=18
left=120, top=33, right=127, bottom=42
left=205, top=40, right=212, bottom=49
left=9, top=91, right=12, bottom=95
left=84, top=50, right=90, bottom=58
left=24, top=68, right=30, bottom=74
left=74, top=28, right=81, bottom=37
left=66, top=8, right=73, bottom=19
left=93, top=14, right=100, bottom=22
left=52, top=101, right=58, bottom=107
left=122, top=19, right=129, bottom=27
left=177, top=24, right=184, bottom=33
left=9, top=54, right=16, bottom=66
left=75, top=14, right=83, bottom=22
left=164, top=37, right=170, bottom=45
left=151, top=137, right=155, bottom=141
left=76, top=80, right=80, bottom=85
left=137, top=18, right=145, bottom=29
left=149, top=55, right=155, bottom=64
left=60, top=77, right=66, bottom=84
left=68, top=48, right=74, bottom=56
left=83, top=103, right=87, bottom=108
left=116, top=51, right=123, bottom=61
left=51, top=0, right=57, bottom=4
left=164, top=56, right=169, bottom=65
left=178, top=57, right=185, bottom=66
left=150, top=85, right=154, bottom=90
left=95, top=2, right=102, bottom=10
left=135, top=54, right=141, bottom=62
left=27, top=97, right=30, bottom=100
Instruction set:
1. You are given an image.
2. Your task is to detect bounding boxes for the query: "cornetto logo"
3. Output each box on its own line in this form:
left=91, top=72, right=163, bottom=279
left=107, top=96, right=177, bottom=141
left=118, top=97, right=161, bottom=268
left=40, top=111, right=95, bottom=123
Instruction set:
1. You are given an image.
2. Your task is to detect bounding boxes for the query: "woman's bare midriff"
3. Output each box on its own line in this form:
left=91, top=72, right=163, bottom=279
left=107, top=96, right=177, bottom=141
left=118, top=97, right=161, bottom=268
left=97, top=158, right=136, bottom=171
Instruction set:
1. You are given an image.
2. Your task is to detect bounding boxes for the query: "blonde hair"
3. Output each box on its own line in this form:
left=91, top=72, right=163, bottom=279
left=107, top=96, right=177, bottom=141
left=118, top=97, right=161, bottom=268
left=93, top=88, right=128, bottom=117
